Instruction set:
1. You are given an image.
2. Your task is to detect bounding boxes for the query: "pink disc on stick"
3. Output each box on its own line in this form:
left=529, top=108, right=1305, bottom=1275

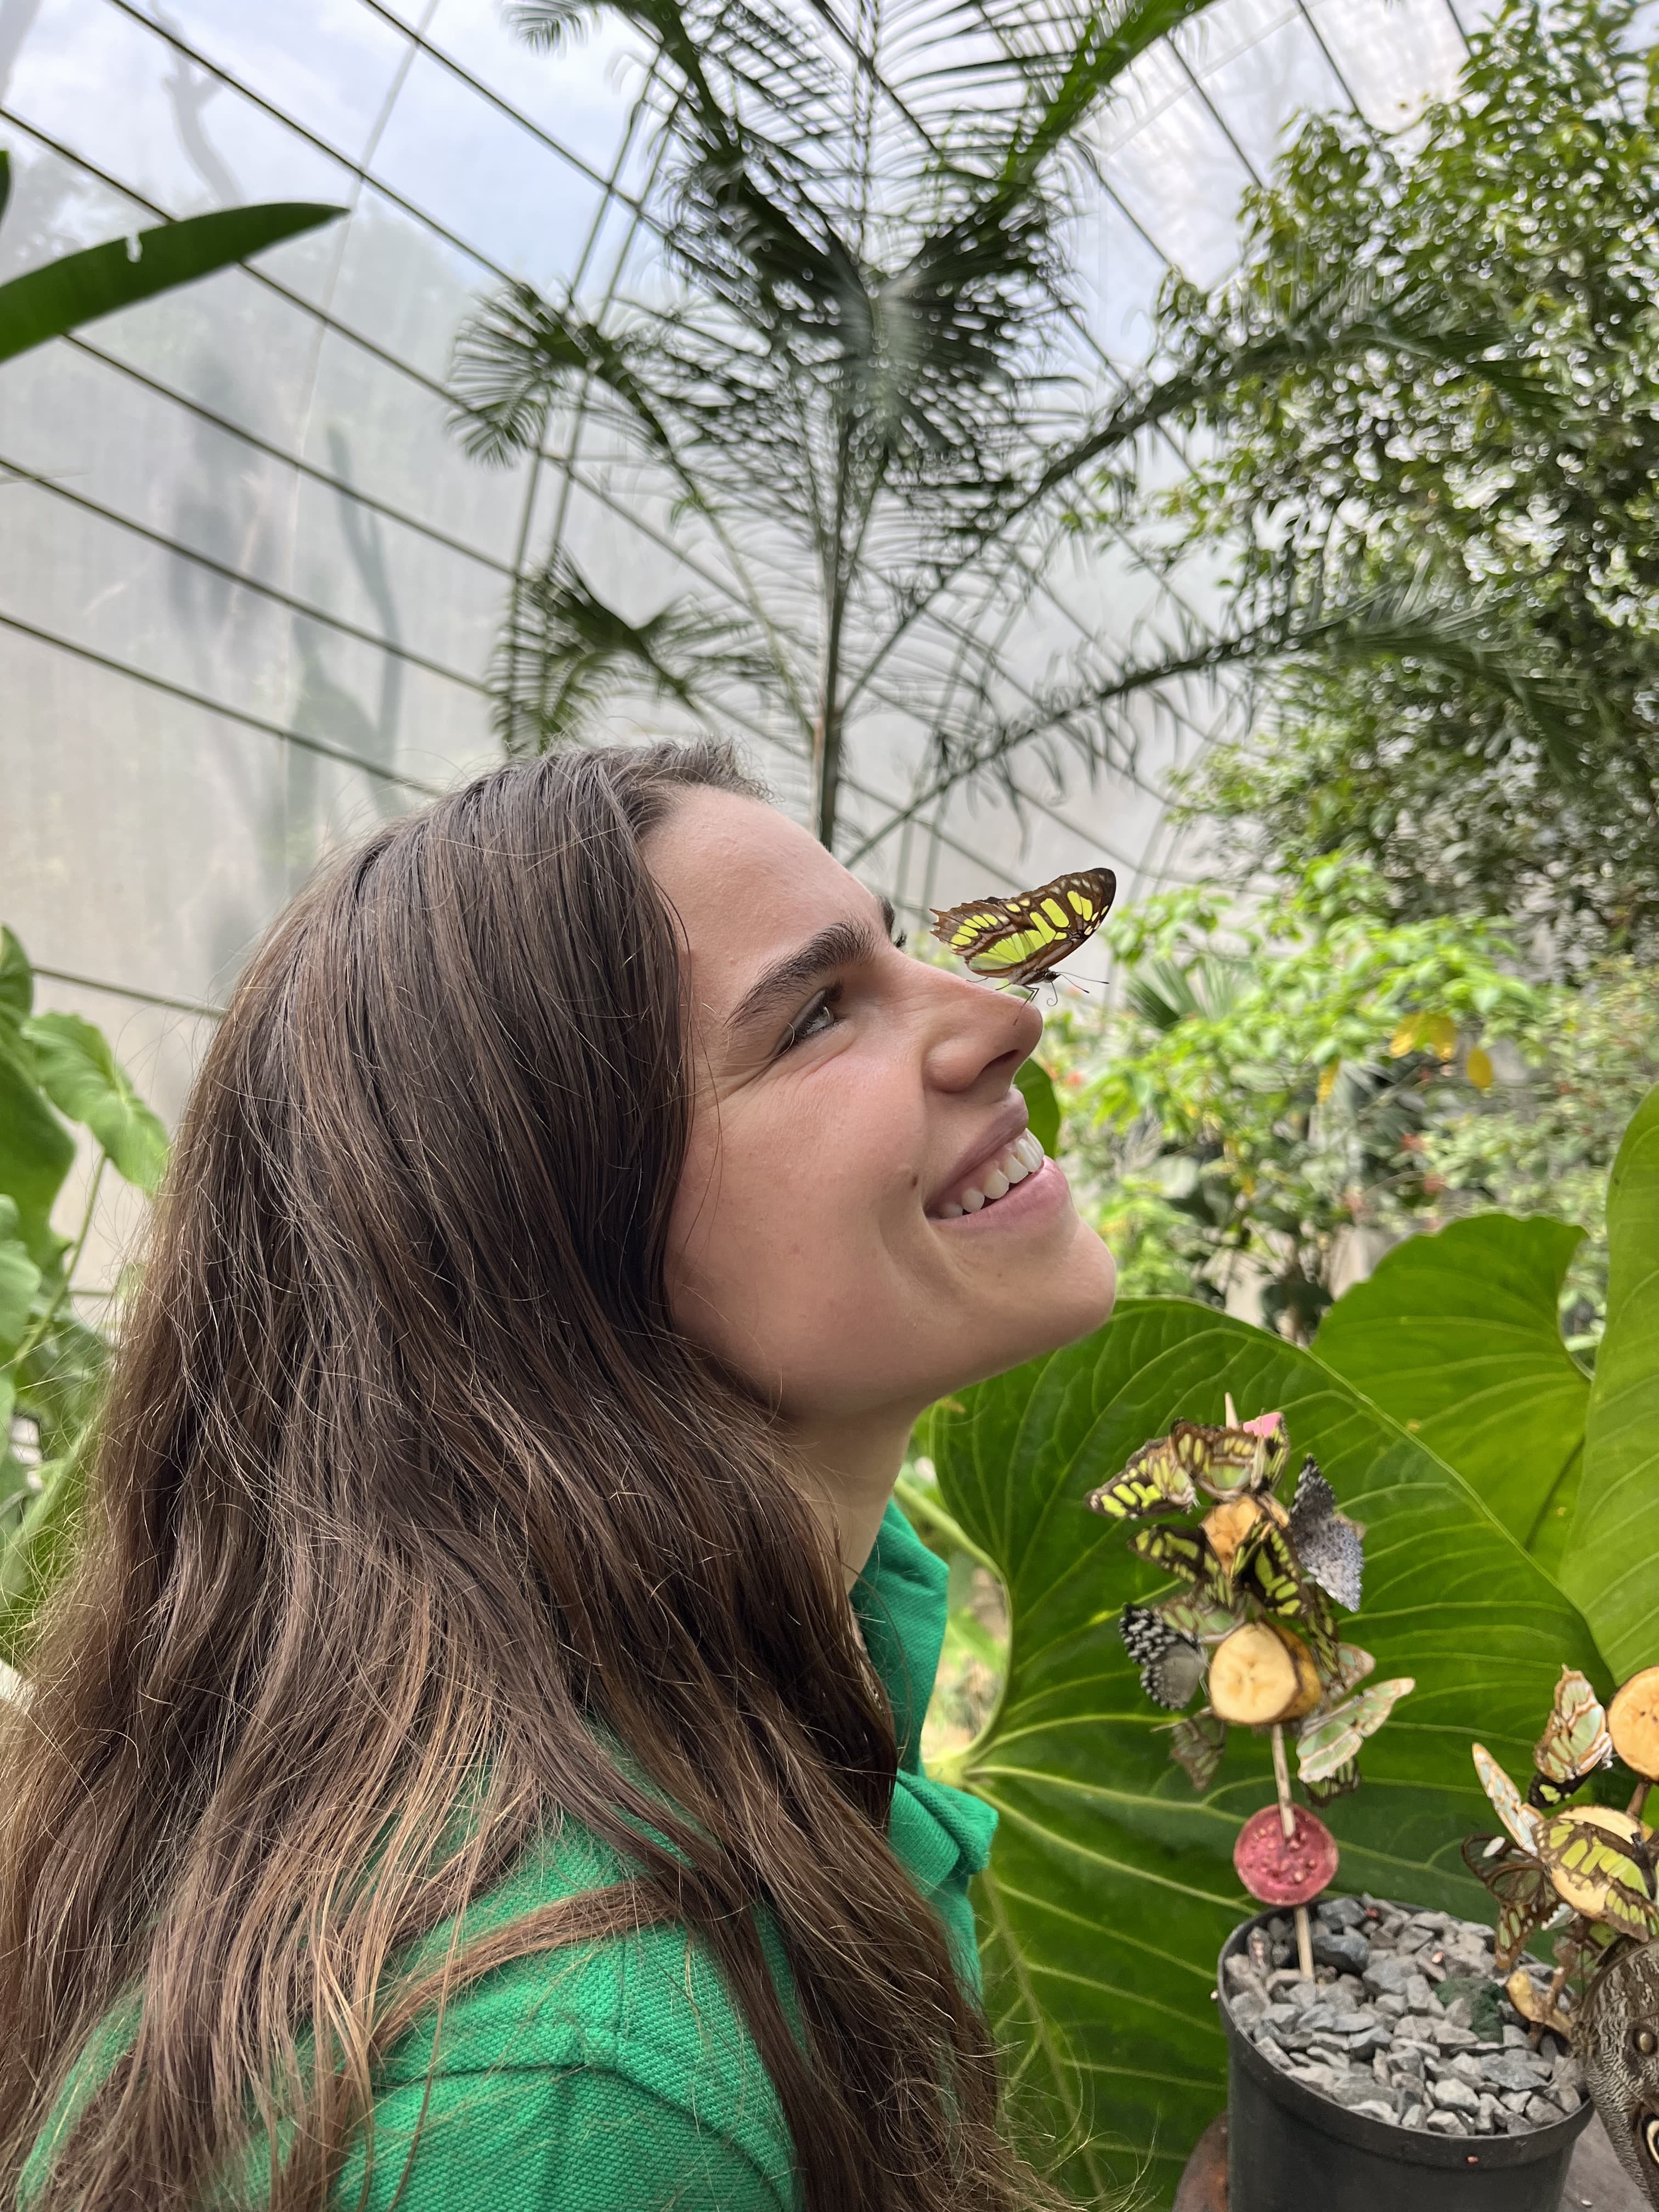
left=1233, top=1804, right=1338, bottom=1906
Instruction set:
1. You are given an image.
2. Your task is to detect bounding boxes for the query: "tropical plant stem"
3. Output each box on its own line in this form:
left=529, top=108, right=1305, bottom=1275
left=8, top=1153, right=105, bottom=1376
left=814, top=419, right=853, bottom=847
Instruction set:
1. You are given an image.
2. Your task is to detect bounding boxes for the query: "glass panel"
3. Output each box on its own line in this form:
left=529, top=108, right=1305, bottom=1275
left=368, top=46, right=605, bottom=292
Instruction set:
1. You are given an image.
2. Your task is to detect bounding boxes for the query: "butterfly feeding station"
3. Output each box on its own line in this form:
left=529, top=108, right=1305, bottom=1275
left=1090, top=1397, right=1411, bottom=1983
left=1466, top=1663, right=1659, bottom=2204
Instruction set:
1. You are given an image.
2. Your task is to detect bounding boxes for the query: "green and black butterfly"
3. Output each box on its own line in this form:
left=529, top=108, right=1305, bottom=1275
left=1127, top=1522, right=1234, bottom=1610
left=1089, top=1419, right=1289, bottom=1523
left=1231, top=1515, right=1342, bottom=1673
left=1165, top=1709, right=1228, bottom=1792
left=1462, top=1833, right=1563, bottom=1973
left=931, top=868, right=1115, bottom=993
left=1529, top=1666, right=1615, bottom=1810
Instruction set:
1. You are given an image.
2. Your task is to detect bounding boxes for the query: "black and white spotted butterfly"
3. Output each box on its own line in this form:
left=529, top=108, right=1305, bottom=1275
left=1119, top=1602, right=1207, bottom=1711
left=1287, top=1457, right=1365, bottom=1613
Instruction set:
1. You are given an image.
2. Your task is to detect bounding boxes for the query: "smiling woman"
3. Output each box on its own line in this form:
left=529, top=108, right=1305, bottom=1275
left=0, top=741, right=1115, bottom=2212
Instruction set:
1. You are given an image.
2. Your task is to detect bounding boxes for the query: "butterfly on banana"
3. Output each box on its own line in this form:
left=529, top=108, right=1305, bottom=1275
left=930, top=868, right=1115, bottom=994
left=1087, top=1416, right=1288, bottom=1521
left=1116, top=1592, right=1242, bottom=1711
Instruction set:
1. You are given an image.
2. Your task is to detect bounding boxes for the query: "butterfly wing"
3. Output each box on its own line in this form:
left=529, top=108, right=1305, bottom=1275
left=1287, top=1457, right=1365, bottom=1612
left=1536, top=1814, right=1659, bottom=1939
left=1295, top=1677, right=1414, bottom=1783
left=1321, top=1643, right=1376, bottom=1706
left=1305, top=1758, right=1360, bottom=1807
left=1165, top=1709, right=1228, bottom=1791
left=1171, top=1420, right=1283, bottom=1500
left=1231, top=1516, right=1340, bottom=1672
left=1472, top=1743, right=1543, bottom=1853
left=1118, top=1603, right=1206, bottom=1709
left=1461, top=1835, right=1561, bottom=1972
left=1158, top=1592, right=1243, bottom=1644
left=1528, top=1664, right=1614, bottom=1809
left=1087, top=1429, right=1201, bottom=1520
left=930, top=868, right=1115, bottom=989
left=1127, top=1522, right=1234, bottom=1607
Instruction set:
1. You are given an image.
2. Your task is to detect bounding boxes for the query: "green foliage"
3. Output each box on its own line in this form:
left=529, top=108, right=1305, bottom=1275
left=0, top=153, right=343, bottom=364
left=24, top=1014, right=168, bottom=1195
left=0, top=928, right=168, bottom=1667
left=1412, top=957, right=1659, bottom=1335
left=1314, top=1215, right=1590, bottom=1575
left=1046, top=855, right=1545, bottom=1336
left=449, top=0, right=1417, bottom=849
left=1561, top=1089, right=1659, bottom=1678
left=1155, top=0, right=1659, bottom=962
left=921, top=1298, right=1602, bottom=2204
left=1013, top=1058, right=1061, bottom=1158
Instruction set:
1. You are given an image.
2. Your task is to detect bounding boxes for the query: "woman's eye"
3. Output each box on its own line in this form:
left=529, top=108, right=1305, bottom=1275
left=780, top=992, right=839, bottom=1053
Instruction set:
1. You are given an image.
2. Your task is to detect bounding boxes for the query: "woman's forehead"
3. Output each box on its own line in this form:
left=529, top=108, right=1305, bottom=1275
left=644, top=787, right=876, bottom=1016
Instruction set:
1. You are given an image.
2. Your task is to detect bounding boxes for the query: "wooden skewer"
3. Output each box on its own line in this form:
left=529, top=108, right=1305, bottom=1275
left=1271, top=1721, right=1316, bottom=1979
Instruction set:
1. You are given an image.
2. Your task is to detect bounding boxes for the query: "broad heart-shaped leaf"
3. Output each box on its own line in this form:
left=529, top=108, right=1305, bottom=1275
left=923, top=1299, right=1602, bottom=2206
left=0, top=201, right=343, bottom=364
left=22, top=1013, right=168, bottom=1194
left=1562, top=1086, right=1659, bottom=1680
left=0, top=1041, right=74, bottom=1270
left=1313, top=1215, right=1589, bottom=1576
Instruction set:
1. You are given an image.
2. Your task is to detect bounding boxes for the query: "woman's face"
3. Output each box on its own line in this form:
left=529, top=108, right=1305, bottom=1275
left=648, top=788, right=1116, bottom=1434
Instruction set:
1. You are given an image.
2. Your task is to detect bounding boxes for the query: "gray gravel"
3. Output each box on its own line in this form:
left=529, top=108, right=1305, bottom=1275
left=1221, top=1895, right=1585, bottom=2138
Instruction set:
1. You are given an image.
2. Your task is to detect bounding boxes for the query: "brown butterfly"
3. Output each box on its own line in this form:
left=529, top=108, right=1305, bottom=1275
left=930, top=868, right=1116, bottom=991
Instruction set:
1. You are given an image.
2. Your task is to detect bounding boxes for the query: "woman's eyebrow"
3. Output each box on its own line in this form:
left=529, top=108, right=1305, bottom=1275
left=725, top=913, right=885, bottom=1043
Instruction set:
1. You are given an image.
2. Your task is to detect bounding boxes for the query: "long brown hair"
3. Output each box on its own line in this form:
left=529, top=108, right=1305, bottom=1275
left=0, top=741, right=1059, bottom=2211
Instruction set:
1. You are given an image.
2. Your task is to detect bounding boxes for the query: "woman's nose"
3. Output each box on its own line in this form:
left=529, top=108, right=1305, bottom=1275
left=922, top=972, right=1043, bottom=1094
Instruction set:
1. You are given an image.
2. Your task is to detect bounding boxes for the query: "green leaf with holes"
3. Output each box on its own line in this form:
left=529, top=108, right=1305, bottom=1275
left=923, top=1298, right=1600, bottom=2205
left=1314, top=1215, right=1590, bottom=1575
left=1562, top=1086, right=1659, bottom=1679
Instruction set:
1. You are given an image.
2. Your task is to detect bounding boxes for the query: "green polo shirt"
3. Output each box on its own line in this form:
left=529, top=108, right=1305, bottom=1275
left=20, top=1500, right=996, bottom=2212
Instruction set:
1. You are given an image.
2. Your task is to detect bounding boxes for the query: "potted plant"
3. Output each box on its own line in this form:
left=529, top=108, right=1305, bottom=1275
left=1463, top=1664, right=1659, bottom=2204
left=1091, top=1402, right=1592, bottom=2208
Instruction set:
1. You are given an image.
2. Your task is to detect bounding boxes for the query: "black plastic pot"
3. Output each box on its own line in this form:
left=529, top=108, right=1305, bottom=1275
left=1218, top=1909, right=1592, bottom=2210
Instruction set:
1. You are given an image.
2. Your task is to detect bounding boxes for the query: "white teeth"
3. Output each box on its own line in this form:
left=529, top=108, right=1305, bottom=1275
left=935, top=1132, right=1047, bottom=1219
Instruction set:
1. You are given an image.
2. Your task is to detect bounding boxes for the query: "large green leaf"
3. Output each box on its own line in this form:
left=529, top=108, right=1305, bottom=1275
left=925, top=1298, right=1602, bottom=2205
left=0, top=1043, right=75, bottom=1271
left=0, top=181, right=343, bottom=364
left=1562, top=1086, right=1659, bottom=1679
left=23, top=1013, right=168, bottom=1193
left=1014, top=1058, right=1061, bottom=1158
left=1314, top=1215, right=1589, bottom=1573
left=0, top=1194, right=42, bottom=1357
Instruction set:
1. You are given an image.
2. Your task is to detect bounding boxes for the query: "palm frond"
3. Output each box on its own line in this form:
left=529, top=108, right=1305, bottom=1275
left=449, top=285, right=679, bottom=466
left=491, top=555, right=763, bottom=755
